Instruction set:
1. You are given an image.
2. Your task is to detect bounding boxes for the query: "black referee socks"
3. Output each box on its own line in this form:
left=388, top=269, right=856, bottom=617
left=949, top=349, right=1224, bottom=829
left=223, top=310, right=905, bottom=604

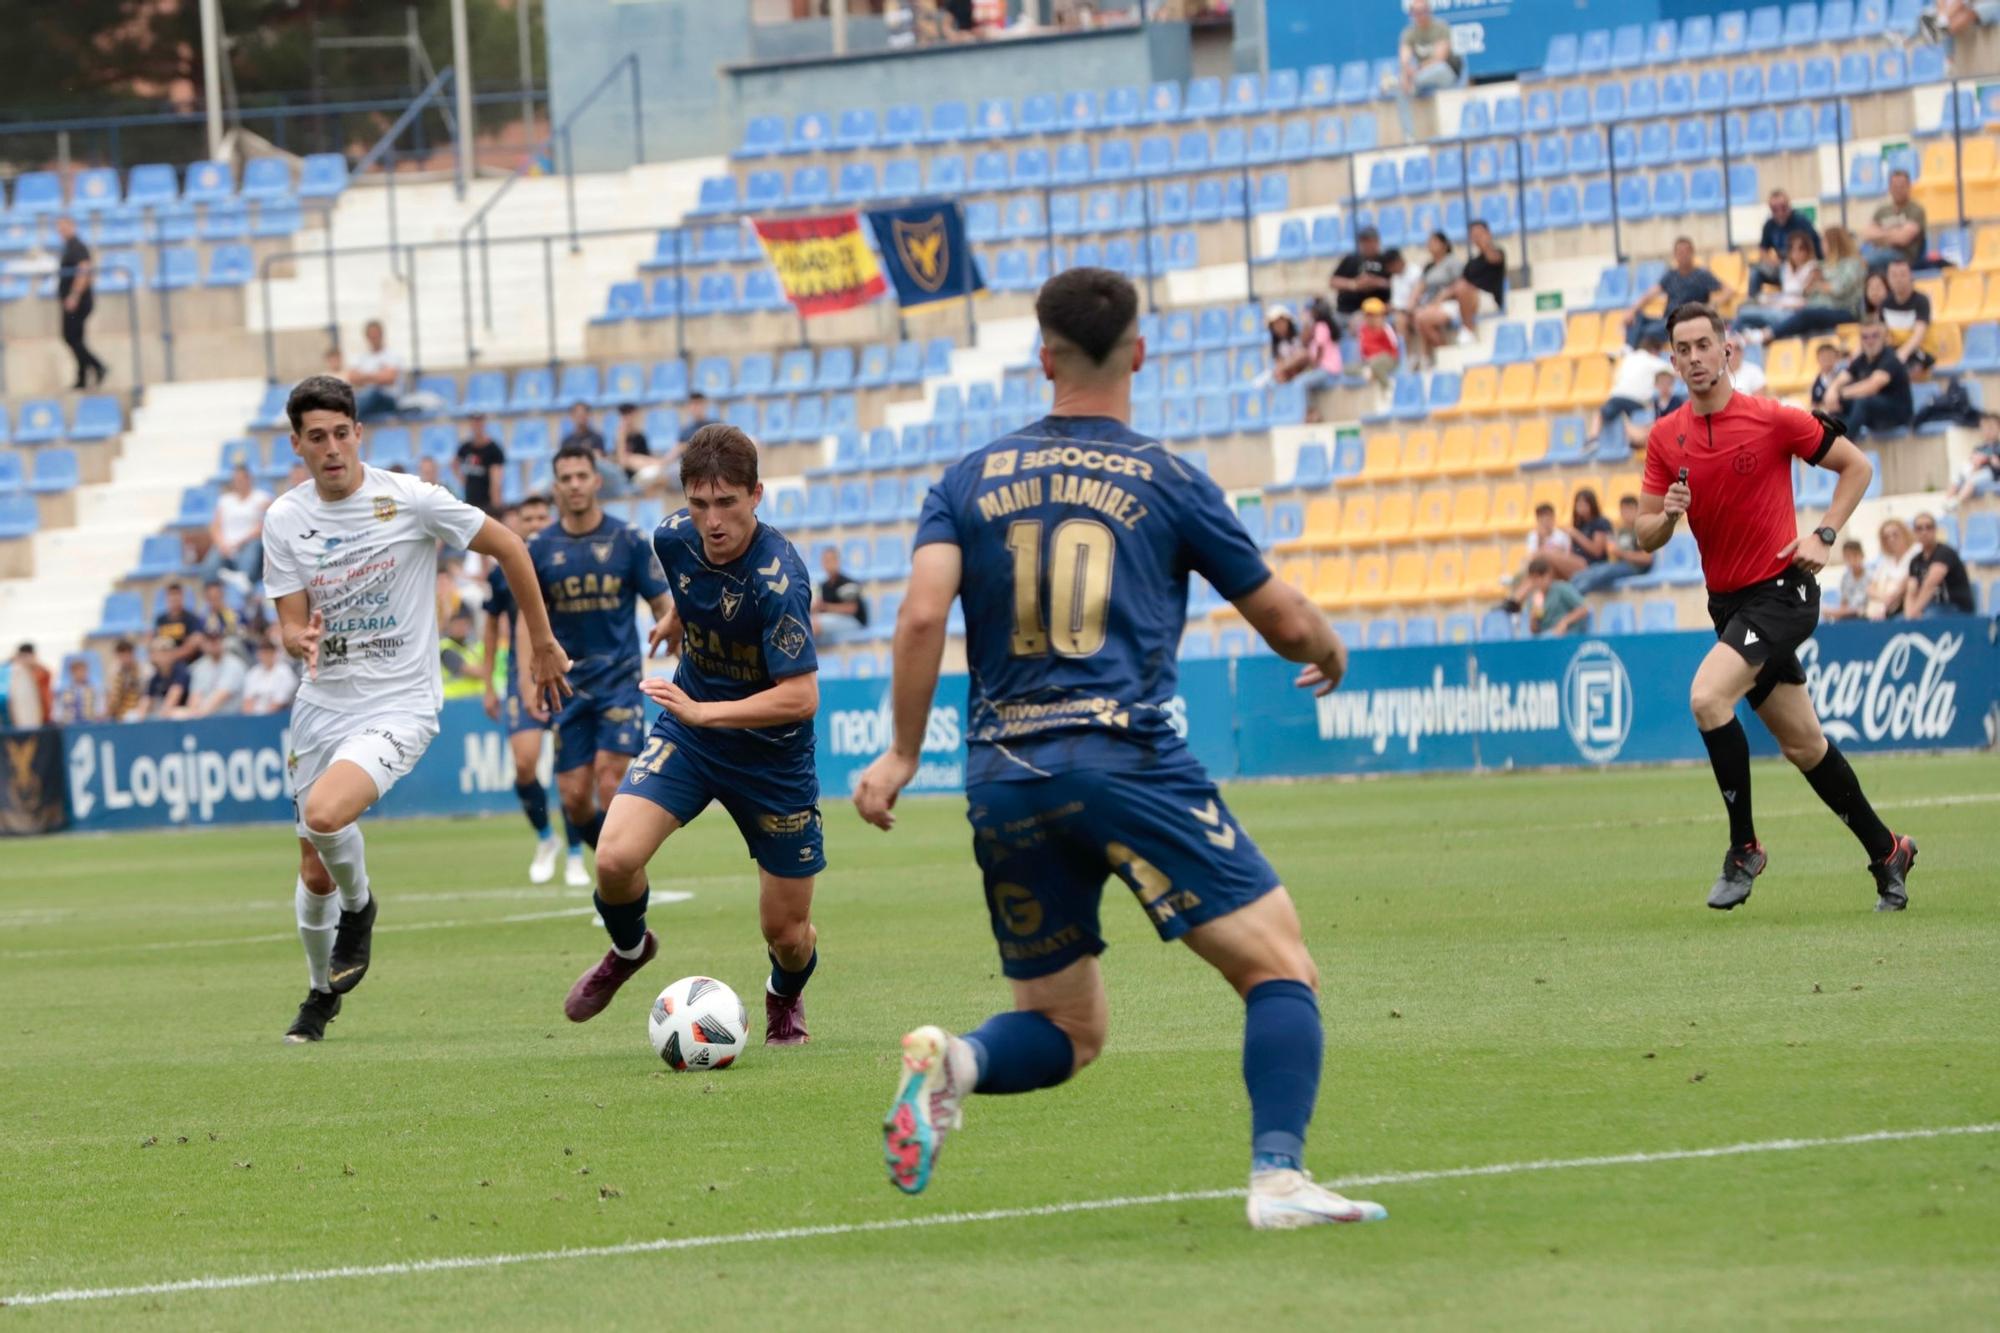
left=1802, top=742, right=1897, bottom=862
left=1700, top=719, right=1757, bottom=849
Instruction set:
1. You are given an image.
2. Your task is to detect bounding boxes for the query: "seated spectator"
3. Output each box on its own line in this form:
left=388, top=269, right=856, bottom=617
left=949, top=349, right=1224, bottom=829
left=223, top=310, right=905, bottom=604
left=1623, top=369, right=1686, bottom=449
left=1923, top=0, right=2000, bottom=40
left=812, top=546, right=870, bottom=645
left=1301, top=299, right=1344, bottom=389
left=1558, top=486, right=1614, bottom=576
left=455, top=412, right=508, bottom=515
left=1903, top=513, right=1978, bottom=617
left=195, top=578, right=240, bottom=647
left=679, top=391, right=718, bottom=442
left=1506, top=502, right=1581, bottom=607
left=1809, top=342, right=1846, bottom=412
left=51, top=655, right=101, bottom=724
left=105, top=639, right=144, bottom=721
left=1823, top=539, right=1872, bottom=621
left=7, top=643, right=53, bottom=728
left=241, top=639, right=298, bottom=715
left=151, top=581, right=201, bottom=664
left=1758, top=226, right=1867, bottom=344
left=1385, top=0, right=1462, bottom=138
left=1860, top=170, right=1927, bottom=270
left=1414, top=220, right=1505, bottom=351
left=1355, top=298, right=1401, bottom=389
left=203, top=463, right=270, bottom=587
left=614, top=402, right=674, bottom=495
left=1262, top=305, right=1311, bottom=383
left=1747, top=190, right=1822, bottom=299
left=1878, top=258, right=1935, bottom=375
left=1732, top=232, right=1819, bottom=334
left=237, top=589, right=274, bottom=658
left=1725, top=336, right=1768, bottom=397
left=335, top=320, right=405, bottom=420
left=1403, top=230, right=1463, bottom=366
left=133, top=636, right=191, bottom=718
left=1945, top=412, right=2000, bottom=506
left=1570, top=494, right=1657, bottom=594
left=173, top=633, right=247, bottom=718
left=560, top=400, right=604, bottom=454
left=1823, top=320, right=1913, bottom=436
left=1521, top=557, right=1590, bottom=636
left=417, top=454, right=458, bottom=498
left=1329, top=226, right=1394, bottom=330
left=1866, top=518, right=1916, bottom=619
left=1626, top=238, right=1727, bottom=348
left=1599, top=337, right=1672, bottom=431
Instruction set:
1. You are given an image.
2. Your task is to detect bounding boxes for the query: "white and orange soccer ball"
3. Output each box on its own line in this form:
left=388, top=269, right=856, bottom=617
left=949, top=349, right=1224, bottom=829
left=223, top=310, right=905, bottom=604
left=648, top=976, right=748, bottom=1071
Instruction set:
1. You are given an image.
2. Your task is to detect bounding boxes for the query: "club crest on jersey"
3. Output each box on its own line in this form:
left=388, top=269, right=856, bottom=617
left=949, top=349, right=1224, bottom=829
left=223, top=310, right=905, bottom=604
left=551, top=550, right=567, bottom=566
left=771, top=614, right=808, bottom=659
left=373, top=497, right=397, bottom=521
left=1732, top=451, right=1758, bottom=474
left=678, top=572, right=692, bottom=592
left=720, top=589, right=743, bottom=621
left=591, top=541, right=613, bottom=564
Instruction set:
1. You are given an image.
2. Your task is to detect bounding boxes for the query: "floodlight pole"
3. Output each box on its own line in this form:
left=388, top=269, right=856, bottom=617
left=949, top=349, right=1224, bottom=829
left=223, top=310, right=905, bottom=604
left=200, top=0, right=226, bottom=159
left=451, top=0, right=476, bottom=199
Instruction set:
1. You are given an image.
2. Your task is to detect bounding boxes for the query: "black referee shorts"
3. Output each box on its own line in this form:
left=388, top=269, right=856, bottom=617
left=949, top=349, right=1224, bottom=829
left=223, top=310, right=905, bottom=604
left=1707, top=568, right=1820, bottom=709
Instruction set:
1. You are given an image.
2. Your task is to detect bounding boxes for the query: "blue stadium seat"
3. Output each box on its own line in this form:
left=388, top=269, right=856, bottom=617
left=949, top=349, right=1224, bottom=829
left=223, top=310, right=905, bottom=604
left=971, top=97, right=1015, bottom=139
left=15, top=400, right=62, bottom=446
left=298, top=153, right=348, bottom=200
left=1577, top=28, right=1613, bottom=74
left=1478, top=608, right=1516, bottom=642
left=239, top=158, right=292, bottom=203
left=69, top=396, right=121, bottom=443
left=1837, top=52, right=1871, bottom=95
left=1610, top=23, right=1645, bottom=69
left=69, top=167, right=120, bottom=213
left=1491, top=322, right=1530, bottom=364
left=1542, top=33, right=1579, bottom=78
left=925, top=101, right=970, bottom=144
left=736, top=115, right=783, bottom=158
left=178, top=160, right=232, bottom=206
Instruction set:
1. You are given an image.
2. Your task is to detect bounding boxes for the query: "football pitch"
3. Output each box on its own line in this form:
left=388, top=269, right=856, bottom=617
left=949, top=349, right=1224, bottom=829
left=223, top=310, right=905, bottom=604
left=3, top=754, right=1997, bottom=1329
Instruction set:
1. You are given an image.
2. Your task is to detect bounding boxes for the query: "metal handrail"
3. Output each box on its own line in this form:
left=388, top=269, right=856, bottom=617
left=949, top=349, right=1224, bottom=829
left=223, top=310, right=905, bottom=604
left=350, top=68, right=456, bottom=179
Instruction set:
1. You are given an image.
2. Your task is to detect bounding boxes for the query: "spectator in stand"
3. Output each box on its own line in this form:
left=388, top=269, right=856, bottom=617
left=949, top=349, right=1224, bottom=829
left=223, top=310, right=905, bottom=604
left=1823, top=539, right=1873, bottom=621
left=7, top=643, right=54, bottom=727
left=416, top=455, right=455, bottom=498
left=613, top=402, right=673, bottom=495
left=1921, top=0, right=2000, bottom=40
left=1945, top=412, right=2000, bottom=506
left=1809, top=342, right=1846, bottom=411
left=561, top=401, right=604, bottom=455
left=50, top=655, right=101, bottom=724
left=1732, top=232, right=1820, bottom=335
left=241, top=639, right=299, bottom=716
left=1329, top=226, right=1393, bottom=330
left=1570, top=494, right=1656, bottom=594
left=1520, top=557, right=1590, bottom=636
left=1760, top=226, right=1866, bottom=343
left=1878, top=258, right=1935, bottom=375
left=195, top=578, right=241, bottom=651
left=1861, top=170, right=1927, bottom=270
left=1599, top=336, right=1672, bottom=433
left=1823, top=319, right=1913, bottom=436
left=284, top=460, right=310, bottom=492
left=1866, top=518, right=1916, bottom=619
left=1559, top=487, right=1614, bottom=577
left=1261, top=303, right=1340, bottom=390
left=204, top=464, right=271, bottom=585
left=1413, top=220, right=1505, bottom=351
left=811, top=546, right=869, bottom=645
left=133, top=636, right=190, bottom=719
left=1506, top=502, right=1579, bottom=606
left=1385, top=0, right=1462, bottom=139
left=1904, top=513, right=1978, bottom=617
left=53, top=216, right=108, bottom=390
left=1747, top=190, right=1822, bottom=299
left=1725, top=335, right=1767, bottom=397
left=1403, top=230, right=1462, bottom=366
left=105, top=639, right=144, bottom=721
left=1622, top=368, right=1687, bottom=449
left=454, top=412, right=507, bottom=516
left=172, top=632, right=247, bottom=718
left=337, top=320, right=405, bottom=420
left=679, top=391, right=719, bottom=442
left=151, top=582, right=201, bottom=664
left=1355, top=298, right=1401, bottom=389
left=1625, top=238, right=1727, bottom=347
left=1301, top=299, right=1344, bottom=389
left=237, top=588, right=274, bottom=657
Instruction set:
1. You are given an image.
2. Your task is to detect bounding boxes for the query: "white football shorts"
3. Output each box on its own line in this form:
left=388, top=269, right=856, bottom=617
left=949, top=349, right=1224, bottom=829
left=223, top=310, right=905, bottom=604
left=288, top=697, right=439, bottom=832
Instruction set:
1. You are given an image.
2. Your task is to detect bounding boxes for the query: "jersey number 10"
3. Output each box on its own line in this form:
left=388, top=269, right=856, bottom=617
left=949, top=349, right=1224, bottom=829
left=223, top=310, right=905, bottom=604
left=1004, top=518, right=1115, bottom=657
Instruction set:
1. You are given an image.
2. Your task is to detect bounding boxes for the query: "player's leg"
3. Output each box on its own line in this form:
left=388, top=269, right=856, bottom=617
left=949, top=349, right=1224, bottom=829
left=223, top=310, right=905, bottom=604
left=1754, top=680, right=1917, bottom=909
left=299, top=758, right=384, bottom=991
left=725, top=778, right=827, bottom=1044
left=283, top=839, right=343, bottom=1043
left=506, top=713, right=560, bottom=883
left=591, top=748, right=630, bottom=827
left=552, top=698, right=602, bottom=886
left=1689, top=638, right=1770, bottom=908
left=757, top=871, right=819, bottom=1045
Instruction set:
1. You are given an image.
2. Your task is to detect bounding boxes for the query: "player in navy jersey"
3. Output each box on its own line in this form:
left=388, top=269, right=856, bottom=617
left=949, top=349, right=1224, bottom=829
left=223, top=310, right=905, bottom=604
left=853, top=268, right=1386, bottom=1228
left=562, top=425, right=826, bottom=1047
left=482, top=494, right=575, bottom=884
left=529, top=446, right=673, bottom=887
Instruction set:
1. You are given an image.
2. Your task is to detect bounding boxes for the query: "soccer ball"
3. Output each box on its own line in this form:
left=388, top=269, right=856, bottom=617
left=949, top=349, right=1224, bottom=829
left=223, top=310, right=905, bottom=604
left=648, top=976, right=748, bottom=1071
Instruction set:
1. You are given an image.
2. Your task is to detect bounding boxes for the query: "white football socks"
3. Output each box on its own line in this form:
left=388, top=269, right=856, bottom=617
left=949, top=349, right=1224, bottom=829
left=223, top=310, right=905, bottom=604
left=295, top=877, right=338, bottom=992
left=304, top=820, right=371, bottom=913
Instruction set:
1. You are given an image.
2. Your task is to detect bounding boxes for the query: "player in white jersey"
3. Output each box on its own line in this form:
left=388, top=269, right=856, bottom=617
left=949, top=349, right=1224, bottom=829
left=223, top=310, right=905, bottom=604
left=264, top=376, right=572, bottom=1043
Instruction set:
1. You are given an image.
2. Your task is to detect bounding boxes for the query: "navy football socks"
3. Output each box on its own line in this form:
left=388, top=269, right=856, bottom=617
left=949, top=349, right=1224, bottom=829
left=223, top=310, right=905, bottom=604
left=768, top=948, right=818, bottom=998
left=1243, top=979, right=1322, bottom=1171
left=514, top=780, right=551, bottom=837
left=593, top=888, right=649, bottom=955
left=964, top=1011, right=1075, bottom=1094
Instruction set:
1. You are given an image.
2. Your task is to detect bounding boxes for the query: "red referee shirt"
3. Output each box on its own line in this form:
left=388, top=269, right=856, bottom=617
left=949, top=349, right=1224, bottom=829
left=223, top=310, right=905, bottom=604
left=1642, top=391, right=1831, bottom=595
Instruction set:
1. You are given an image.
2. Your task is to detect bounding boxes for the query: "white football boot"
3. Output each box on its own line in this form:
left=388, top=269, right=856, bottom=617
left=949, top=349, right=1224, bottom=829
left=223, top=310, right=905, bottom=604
left=529, top=835, right=561, bottom=885
left=1246, top=1168, right=1388, bottom=1230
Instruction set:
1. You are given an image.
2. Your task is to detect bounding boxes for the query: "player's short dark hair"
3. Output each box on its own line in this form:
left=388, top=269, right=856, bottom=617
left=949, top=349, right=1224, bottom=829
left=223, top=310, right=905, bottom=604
left=1534, top=502, right=1555, bottom=517
left=286, top=374, right=357, bottom=431
left=680, top=423, right=760, bottom=493
left=518, top=492, right=551, bottom=509
left=616, top=401, right=638, bottom=414
left=1035, top=266, right=1139, bottom=367
left=1666, top=301, right=1724, bottom=343
left=552, top=443, right=598, bottom=472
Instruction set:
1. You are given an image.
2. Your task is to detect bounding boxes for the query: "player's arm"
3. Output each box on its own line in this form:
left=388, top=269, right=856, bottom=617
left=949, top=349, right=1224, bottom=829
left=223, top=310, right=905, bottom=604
left=466, top=517, right=572, bottom=711
left=643, top=591, right=681, bottom=657
left=854, top=541, right=960, bottom=831
left=1232, top=576, right=1349, bottom=696
left=643, top=671, right=817, bottom=730
left=480, top=599, right=508, bottom=720
left=275, top=590, right=324, bottom=679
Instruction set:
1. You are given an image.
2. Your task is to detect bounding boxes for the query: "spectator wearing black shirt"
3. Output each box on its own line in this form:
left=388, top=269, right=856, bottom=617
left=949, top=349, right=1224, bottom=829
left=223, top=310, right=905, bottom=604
left=151, top=582, right=201, bottom=664
left=1824, top=320, right=1913, bottom=437
left=455, top=412, right=507, bottom=515
left=1747, top=190, right=1822, bottom=298
left=679, top=391, right=720, bottom=446
left=53, top=216, right=108, bottom=389
left=1328, top=226, right=1393, bottom=323
left=560, top=401, right=604, bottom=454
left=1903, top=512, right=1977, bottom=616
left=811, top=546, right=869, bottom=645
left=134, top=636, right=191, bottom=719
left=1415, top=219, right=1506, bottom=350
left=1878, top=259, right=1934, bottom=373
left=611, top=401, right=666, bottom=496
left=1626, top=237, right=1728, bottom=347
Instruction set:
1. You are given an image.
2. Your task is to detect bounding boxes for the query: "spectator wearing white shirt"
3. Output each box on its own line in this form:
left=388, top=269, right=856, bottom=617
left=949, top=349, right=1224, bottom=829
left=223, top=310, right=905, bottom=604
left=1599, top=337, right=1672, bottom=432
left=339, top=320, right=405, bottom=420
left=1725, top=336, right=1768, bottom=397
left=172, top=633, right=248, bottom=718
left=241, top=639, right=298, bottom=715
left=1732, top=232, right=1819, bottom=335
left=205, top=463, right=271, bottom=585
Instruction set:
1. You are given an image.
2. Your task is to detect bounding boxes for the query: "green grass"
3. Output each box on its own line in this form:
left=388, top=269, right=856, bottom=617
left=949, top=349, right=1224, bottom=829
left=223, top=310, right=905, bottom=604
left=3, top=754, right=1998, bottom=1329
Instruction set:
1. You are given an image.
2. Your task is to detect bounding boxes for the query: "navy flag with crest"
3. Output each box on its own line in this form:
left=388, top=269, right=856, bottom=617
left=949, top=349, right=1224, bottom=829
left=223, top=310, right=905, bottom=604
left=866, top=200, right=985, bottom=310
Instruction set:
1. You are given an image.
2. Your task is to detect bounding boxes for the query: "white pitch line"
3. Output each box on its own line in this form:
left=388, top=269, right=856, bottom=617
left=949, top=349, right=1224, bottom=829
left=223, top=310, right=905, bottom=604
left=5, top=1122, right=1993, bottom=1309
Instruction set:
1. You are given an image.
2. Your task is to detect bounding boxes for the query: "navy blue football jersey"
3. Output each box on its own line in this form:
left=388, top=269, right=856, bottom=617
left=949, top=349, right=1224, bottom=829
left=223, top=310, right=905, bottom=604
left=527, top=514, right=669, bottom=696
left=914, top=415, right=1270, bottom=783
left=653, top=511, right=818, bottom=761
left=486, top=562, right=517, bottom=694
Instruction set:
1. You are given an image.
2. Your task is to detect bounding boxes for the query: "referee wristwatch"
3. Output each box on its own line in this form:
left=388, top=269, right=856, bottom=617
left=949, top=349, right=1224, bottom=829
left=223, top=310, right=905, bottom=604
left=1813, top=525, right=1838, bottom=547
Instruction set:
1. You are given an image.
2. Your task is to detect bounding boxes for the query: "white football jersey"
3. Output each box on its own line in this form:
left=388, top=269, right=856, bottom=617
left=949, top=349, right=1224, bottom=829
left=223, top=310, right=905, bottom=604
left=263, top=466, right=488, bottom=714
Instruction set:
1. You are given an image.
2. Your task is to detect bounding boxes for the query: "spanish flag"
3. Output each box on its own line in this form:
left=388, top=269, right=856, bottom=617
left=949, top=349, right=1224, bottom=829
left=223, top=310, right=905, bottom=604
left=752, top=213, right=888, bottom=317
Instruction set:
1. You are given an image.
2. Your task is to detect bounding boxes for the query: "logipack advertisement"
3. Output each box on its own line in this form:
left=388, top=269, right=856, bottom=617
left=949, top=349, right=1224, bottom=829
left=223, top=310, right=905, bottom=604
left=32, top=622, right=1998, bottom=834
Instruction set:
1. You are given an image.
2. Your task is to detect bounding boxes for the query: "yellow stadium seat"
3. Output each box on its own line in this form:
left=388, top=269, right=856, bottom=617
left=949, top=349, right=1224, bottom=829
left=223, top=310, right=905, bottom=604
left=1421, top=548, right=1464, bottom=600
left=1602, top=471, right=1644, bottom=506
left=1410, top=485, right=1453, bottom=539
left=1490, top=481, right=1530, bottom=533
left=1599, top=310, right=1629, bottom=351
left=1278, top=557, right=1313, bottom=592
left=1396, top=428, right=1441, bottom=478
left=1528, top=476, right=1568, bottom=519
left=1979, top=276, right=2000, bottom=321
left=1310, top=555, right=1352, bottom=609
left=1472, top=423, right=1513, bottom=473
left=1447, top=482, right=1492, bottom=537
left=1490, top=363, right=1538, bottom=414
left=1932, top=321, right=1965, bottom=369
left=1963, top=137, right=2000, bottom=184
left=1349, top=553, right=1389, bottom=604
left=1707, top=252, right=1746, bottom=291
left=1373, top=491, right=1415, bottom=543
left=1445, top=365, right=1499, bottom=418
left=1374, top=552, right=1427, bottom=606
left=1276, top=496, right=1341, bottom=552
left=1332, top=492, right=1378, bottom=548
left=1942, top=272, right=1986, bottom=323
left=1437, top=425, right=1477, bottom=475
left=1965, top=181, right=2000, bottom=222
left=1508, top=419, right=1551, bottom=468
left=1566, top=311, right=1602, bottom=358
left=1460, top=545, right=1506, bottom=597
left=1344, top=433, right=1401, bottom=486
left=1765, top=339, right=1807, bottom=393
left=1568, top=355, right=1611, bottom=410
left=1973, top=226, right=2000, bottom=273
left=1531, top=357, right=1573, bottom=410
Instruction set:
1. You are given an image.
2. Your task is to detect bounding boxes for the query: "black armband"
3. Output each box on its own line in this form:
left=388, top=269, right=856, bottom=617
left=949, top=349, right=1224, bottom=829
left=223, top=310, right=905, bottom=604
left=1807, top=409, right=1846, bottom=466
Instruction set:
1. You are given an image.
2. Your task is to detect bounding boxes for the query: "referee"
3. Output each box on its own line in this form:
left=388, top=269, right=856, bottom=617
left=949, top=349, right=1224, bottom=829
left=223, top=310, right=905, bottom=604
left=1637, top=303, right=1917, bottom=912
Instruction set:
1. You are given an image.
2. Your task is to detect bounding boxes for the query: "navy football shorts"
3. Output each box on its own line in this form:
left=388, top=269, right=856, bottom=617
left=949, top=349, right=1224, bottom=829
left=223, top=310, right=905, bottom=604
left=614, top=713, right=826, bottom=877
left=500, top=683, right=545, bottom=738
left=966, top=761, right=1281, bottom=981
left=551, top=677, right=647, bottom=772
